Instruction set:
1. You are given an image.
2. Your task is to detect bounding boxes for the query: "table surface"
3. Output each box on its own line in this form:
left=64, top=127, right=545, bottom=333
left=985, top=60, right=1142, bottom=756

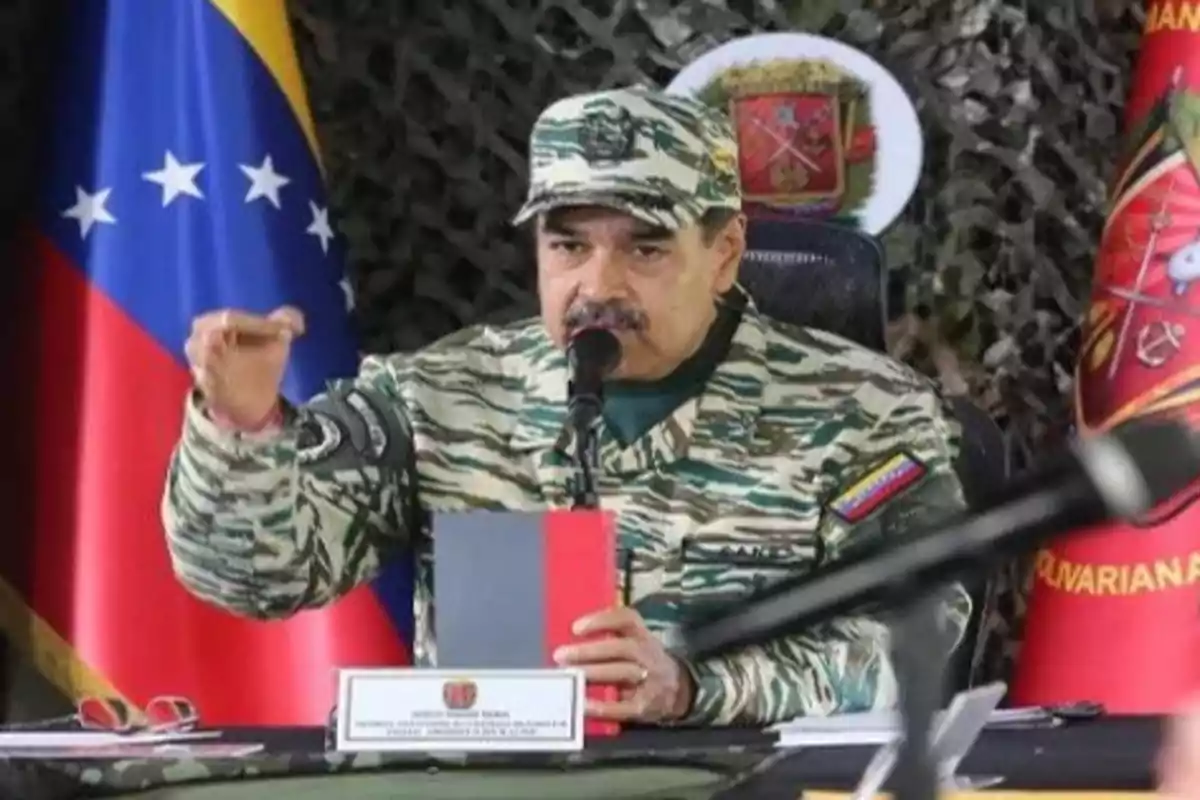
left=0, top=716, right=1167, bottom=800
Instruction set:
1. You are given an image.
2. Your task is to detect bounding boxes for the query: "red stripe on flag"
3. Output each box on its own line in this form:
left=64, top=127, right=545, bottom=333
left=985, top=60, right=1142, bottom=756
left=542, top=509, right=620, bottom=737
left=1, top=228, right=409, bottom=725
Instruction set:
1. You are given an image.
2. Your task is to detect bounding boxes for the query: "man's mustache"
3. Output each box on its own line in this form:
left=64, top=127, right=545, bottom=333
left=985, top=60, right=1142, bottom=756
left=564, top=300, right=648, bottom=334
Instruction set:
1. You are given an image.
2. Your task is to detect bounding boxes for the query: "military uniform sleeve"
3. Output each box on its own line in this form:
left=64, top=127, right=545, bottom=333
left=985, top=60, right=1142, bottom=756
left=160, top=355, right=419, bottom=619
left=680, top=389, right=972, bottom=726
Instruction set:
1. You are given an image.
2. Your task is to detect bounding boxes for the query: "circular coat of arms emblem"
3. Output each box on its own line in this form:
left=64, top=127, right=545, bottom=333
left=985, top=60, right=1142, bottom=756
left=666, top=32, right=923, bottom=235
left=442, top=679, right=478, bottom=711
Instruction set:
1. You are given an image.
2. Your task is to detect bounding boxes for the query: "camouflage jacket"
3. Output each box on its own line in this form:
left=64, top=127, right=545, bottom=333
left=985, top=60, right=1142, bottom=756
left=162, top=304, right=972, bottom=726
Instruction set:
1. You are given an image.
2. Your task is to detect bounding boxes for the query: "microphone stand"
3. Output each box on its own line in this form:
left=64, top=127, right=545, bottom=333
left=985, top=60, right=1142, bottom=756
left=676, top=413, right=1200, bottom=800
left=888, top=589, right=945, bottom=800
left=567, top=381, right=603, bottom=510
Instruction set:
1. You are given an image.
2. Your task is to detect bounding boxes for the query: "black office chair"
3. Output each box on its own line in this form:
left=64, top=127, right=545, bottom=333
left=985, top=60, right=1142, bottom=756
left=739, top=217, right=888, bottom=354
left=738, top=217, right=1008, bottom=692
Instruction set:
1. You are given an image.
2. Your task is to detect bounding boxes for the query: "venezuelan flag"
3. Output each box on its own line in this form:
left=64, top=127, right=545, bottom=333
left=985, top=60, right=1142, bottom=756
left=1, top=0, right=414, bottom=725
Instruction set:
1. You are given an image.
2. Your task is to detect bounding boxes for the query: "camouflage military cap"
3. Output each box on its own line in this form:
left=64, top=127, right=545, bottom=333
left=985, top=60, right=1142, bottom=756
left=513, top=86, right=742, bottom=230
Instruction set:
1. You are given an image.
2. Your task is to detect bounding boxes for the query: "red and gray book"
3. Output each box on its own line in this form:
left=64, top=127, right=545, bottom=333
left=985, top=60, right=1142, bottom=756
left=434, top=509, right=620, bottom=738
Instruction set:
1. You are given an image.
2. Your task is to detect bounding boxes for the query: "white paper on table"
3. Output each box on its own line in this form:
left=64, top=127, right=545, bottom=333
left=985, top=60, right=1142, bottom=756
left=0, top=729, right=222, bottom=751
left=771, top=710, right=900, bottom=732
left=769, top=690, right=1041, bottom=749
left=4, top=742, right=264, bottom=760
left=769, top=710, right=904, bottom=748
left=774, top=727, right=901, bottom=748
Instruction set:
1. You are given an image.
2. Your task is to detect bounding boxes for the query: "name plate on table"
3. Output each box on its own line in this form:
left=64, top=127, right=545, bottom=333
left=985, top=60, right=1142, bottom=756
left=334, top=667, right=586, bottom=753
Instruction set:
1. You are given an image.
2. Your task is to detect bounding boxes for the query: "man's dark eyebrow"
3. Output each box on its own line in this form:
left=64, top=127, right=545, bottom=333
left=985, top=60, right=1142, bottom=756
left=539, top=212, right=672, bottom=240
left=541, top=213, right=578, bottom=237
left=630, top=224, right=673, bottom=241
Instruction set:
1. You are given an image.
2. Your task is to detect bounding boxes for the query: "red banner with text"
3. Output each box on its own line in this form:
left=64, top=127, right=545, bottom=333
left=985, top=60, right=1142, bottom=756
left=1012, top=0, right=1200, bottom=712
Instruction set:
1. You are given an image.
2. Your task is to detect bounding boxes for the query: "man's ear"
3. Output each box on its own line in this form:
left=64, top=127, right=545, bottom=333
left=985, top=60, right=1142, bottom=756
left=712, top=213, right=747, bottom=294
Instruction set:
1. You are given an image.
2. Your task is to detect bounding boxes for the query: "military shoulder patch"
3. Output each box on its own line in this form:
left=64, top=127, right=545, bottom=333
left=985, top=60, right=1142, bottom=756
left=828, top=451, right=927, bottom=524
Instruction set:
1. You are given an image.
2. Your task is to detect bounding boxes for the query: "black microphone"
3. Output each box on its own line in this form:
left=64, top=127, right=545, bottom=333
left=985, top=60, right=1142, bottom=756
left=679, top=416, right=1200, bottom=661
left=566, top=327, right=621, bottom=433
left=565, top=327, right=621, bottom=510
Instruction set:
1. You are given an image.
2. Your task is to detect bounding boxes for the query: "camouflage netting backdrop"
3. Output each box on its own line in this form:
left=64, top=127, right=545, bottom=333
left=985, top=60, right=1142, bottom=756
left=0, top=0, right=1143, bottom=701
left=0, top=0, right=1142, bottom=487
left=280, top=0, right=1143, bottom=470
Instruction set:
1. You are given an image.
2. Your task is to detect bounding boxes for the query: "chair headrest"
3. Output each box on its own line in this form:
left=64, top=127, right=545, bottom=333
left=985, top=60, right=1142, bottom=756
left=739, top=218, right=887, bottom=352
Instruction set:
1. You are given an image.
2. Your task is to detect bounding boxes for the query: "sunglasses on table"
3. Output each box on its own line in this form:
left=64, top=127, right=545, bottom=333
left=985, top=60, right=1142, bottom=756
left=0, top=695, right=199, bottom=734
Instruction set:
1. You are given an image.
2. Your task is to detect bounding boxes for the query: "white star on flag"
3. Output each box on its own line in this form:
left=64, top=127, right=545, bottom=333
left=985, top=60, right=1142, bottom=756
left=142, top=151, right=205, bottom=206
left=306, top=201, right=334, bottom=254
left=62, top=186, right=117, bottom=239
left=339, top=277, right=355, bottom=312
left=239, top=155, right=290, bottom=208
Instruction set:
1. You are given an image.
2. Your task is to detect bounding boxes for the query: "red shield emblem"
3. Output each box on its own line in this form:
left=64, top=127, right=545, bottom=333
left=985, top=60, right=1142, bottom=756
left=441, top=680, right=478, bottom=711
left=1077, top=115, right=1200, bottom=523
left=732, top=93, right=844, bottom=202
left=1078, top=163, right=1200, bottom=432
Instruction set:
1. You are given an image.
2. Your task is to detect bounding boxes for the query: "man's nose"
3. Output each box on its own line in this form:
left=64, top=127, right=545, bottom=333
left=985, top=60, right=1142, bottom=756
left=578, top=251, right=627, bottom=300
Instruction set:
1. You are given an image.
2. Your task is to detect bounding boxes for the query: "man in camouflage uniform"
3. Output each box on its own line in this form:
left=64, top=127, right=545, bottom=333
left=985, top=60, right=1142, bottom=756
left=165, top=85, right=971, bottom=727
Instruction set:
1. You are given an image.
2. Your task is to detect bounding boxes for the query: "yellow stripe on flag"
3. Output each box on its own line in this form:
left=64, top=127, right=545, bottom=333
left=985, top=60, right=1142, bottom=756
left=0, top=574, right=131, bottom=706
left=206, top=0, right=324, bottom=173
left=1075, top=361, right=1200, bottom=432
left=1104, top=150, right=1185, bottom=234
left=1109, top=127, right=1165, bottom=202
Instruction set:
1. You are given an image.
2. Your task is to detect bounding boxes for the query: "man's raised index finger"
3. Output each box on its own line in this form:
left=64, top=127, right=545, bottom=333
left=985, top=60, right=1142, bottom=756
left=267, top=305, right=306, bottom=335
left=218, top=310, right=294, bottom=336
left=191, top=309, right=291, bottom=339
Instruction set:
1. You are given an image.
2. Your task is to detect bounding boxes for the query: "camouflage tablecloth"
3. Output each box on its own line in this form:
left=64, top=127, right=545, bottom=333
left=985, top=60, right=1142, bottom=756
left=1, top=727, right=778, bottom=800
left=0, top=717, right=1165, bottom=799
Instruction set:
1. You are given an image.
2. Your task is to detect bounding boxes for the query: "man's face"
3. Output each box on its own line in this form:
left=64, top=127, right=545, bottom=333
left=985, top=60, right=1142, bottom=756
left=537, top=206, right=745, bottom=381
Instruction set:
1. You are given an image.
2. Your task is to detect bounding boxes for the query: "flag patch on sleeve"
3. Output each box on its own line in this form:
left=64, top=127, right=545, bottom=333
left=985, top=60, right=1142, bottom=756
left=828, top=452, right=927, bottom=523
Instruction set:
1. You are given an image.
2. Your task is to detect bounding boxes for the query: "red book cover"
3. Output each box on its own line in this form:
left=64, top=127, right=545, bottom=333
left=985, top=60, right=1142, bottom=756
left=543, top=509, right=621, bottom=738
